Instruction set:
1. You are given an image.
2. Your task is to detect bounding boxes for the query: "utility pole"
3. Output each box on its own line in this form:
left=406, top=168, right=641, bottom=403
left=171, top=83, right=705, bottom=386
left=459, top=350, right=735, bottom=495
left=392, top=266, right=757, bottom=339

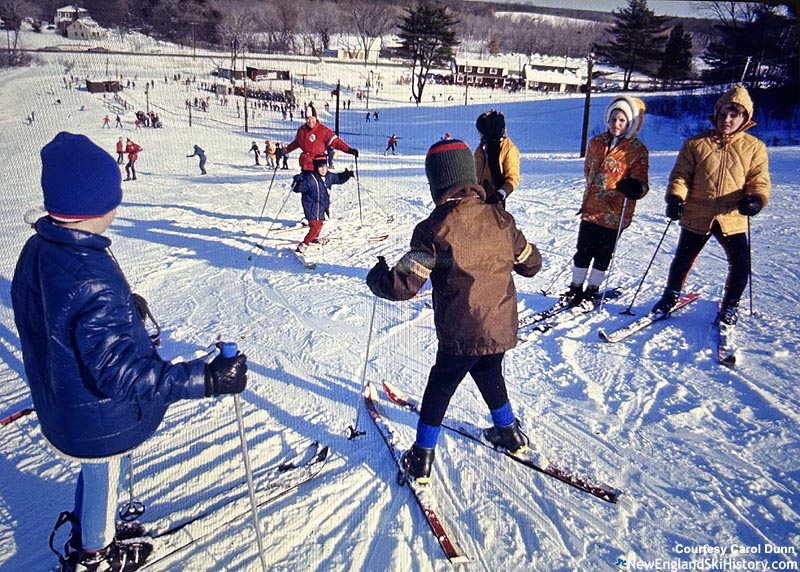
left=331, top=80, right=341, bottom=135
left=579, top=52, right=595, bottom=158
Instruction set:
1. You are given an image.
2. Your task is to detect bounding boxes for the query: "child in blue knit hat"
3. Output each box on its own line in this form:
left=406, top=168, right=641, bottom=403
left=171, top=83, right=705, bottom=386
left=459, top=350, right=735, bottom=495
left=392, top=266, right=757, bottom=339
left=11, top=132, right=249, bottom=571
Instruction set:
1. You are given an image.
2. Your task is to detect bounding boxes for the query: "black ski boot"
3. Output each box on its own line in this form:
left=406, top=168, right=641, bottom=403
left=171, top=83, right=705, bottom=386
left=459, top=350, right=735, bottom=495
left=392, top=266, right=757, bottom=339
left=72, top=539, right=153, bottom=572
left=399, top=444, right=435, bottom=485
left=716, top=301, right=738, bottom=326
left=484, top=419, right=529, bottom=454
left=650, top=288, right=680, bottom=320
left=558, top=283, right=583, bottom=307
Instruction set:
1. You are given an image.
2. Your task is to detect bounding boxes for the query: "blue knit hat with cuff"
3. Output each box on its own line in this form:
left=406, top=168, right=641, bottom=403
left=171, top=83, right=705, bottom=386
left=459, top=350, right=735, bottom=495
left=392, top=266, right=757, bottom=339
left=41, top=132, right=122, bottom=222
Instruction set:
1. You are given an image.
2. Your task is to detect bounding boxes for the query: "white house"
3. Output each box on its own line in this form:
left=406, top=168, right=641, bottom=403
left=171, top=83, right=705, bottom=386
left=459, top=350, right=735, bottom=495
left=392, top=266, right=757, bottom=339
left=523, top=55, right=587, bottom=93
left=55, top=5, right=89, bottom=26
left=65, top=18, right=106, bottom=41
left=328, top=36, right=382, bottom=64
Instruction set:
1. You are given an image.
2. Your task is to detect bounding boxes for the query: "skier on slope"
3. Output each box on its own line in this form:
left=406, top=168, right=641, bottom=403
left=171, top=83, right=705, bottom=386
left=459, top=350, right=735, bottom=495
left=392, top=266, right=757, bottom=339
left=560, top=96, right=650, bottom=307
left=124, top=138, right=142, bottom=181
left=283, top=102, right=358, bottom=172
left=650, top=84, right=770, bottom=326
left=294, top=154, right=354, bottom=254
left=11, top=132, right=248, bottom=572
left=366, top=139, right=542, bottom=484
left=187, top=144, right=207, bottom=175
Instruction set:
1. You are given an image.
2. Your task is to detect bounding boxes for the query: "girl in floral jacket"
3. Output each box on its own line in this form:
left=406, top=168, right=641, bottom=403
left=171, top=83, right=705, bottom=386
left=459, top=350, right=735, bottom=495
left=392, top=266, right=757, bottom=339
left=561, top=96, right=649, bottom=306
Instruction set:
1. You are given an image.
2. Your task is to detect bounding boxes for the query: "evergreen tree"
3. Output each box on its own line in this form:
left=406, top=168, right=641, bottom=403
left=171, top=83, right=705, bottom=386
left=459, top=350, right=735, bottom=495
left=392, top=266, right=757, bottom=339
left=397, top=1, right=460, bottom=104
left=657, top=22, right=693, bottom=86
left=593, top=0, right=671, bottom=90
left=703, top=3, right=797, bottom=91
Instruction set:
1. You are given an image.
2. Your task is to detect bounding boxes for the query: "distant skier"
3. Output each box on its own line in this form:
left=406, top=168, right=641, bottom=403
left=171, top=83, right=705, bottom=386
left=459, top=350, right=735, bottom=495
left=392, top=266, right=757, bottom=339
left=283, top=103, right=358, bottom=172
left=293, top=154, right=353, bottom=254
left=384, top=134, right=398, bottom=156
left=187, top=144, right=207, bottom=175
left=115, top=137, right=124, bottom=164
left=366, top=139, right=542, bottom=484
left=102, top=115, right=110, bottom=128
left=249, top=141, right=261, bottom=165
left=124, top=138, right=142, bottom=181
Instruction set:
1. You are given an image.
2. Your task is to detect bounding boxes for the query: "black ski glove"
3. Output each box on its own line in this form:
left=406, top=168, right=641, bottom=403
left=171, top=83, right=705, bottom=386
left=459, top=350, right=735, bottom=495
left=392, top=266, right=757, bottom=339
left=205, top=352, right=248, bottom=397
left=665, top=194, right=685, bottom=220
left=616, top=177, right=646, bottom=200
left=737, top=194, right=763, bottom=216
left=341, top=169, right=354, bottom=182
left=347, top=148, right=359, bottom=158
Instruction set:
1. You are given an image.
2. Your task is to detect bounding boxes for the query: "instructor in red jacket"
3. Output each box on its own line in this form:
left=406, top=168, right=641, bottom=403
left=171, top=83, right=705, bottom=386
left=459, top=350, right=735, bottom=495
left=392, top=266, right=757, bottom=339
left=283, top=102, right=358, bottom=171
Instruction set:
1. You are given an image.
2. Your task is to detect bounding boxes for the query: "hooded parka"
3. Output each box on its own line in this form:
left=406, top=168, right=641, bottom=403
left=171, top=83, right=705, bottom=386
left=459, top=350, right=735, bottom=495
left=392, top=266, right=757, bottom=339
left=667, top=85, right=770, bottom=236
left=580, top=96, right=649, bottom=231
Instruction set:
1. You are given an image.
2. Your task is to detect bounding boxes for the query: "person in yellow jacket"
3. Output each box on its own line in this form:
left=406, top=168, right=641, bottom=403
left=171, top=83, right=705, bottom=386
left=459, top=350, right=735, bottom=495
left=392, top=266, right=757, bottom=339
left=561, top=95, right=649, bottom=306
left=651, top=84, right=770, bottom=326
left=474, top=110, right=520, bottom=205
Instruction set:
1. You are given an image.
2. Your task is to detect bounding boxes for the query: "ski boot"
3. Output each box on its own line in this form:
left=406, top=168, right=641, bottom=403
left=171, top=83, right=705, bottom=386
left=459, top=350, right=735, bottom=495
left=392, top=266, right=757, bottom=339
left=650, top=288, right=680, bottom=320
left=484, top=419, right=529, bottom=455
left=399, top=444, right=435, bottom=485
left=558, top=284, right=583, bottom=307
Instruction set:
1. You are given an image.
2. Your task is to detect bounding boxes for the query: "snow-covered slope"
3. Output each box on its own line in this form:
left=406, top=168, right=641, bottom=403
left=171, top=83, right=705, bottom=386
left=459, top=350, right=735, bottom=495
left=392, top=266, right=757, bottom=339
left=0, top=42, right=798, bottom=572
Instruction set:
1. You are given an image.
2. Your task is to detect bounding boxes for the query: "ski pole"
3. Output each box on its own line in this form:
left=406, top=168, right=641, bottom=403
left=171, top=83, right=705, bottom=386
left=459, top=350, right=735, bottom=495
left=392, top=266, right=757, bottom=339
left=747, top=216, right=753, bottom=315
left=118, top=453, right=146, bottom=522
left=347, top=297, right=377, bottom=440
left=597, top=198, right=629, bottom=309
left=223, top=342, right=269, bottom=572
left=620, top=219, right=673, bottom=316
left=255, top=164, right=280, bottom=226
left=354, top=156, right=363, bottom=225
left=252, top=183, right=295, bottom=255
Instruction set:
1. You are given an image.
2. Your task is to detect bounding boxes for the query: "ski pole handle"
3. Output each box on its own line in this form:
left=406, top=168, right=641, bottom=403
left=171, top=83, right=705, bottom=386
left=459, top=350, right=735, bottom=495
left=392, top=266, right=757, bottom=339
left=220, top=341, right=238, bottom=358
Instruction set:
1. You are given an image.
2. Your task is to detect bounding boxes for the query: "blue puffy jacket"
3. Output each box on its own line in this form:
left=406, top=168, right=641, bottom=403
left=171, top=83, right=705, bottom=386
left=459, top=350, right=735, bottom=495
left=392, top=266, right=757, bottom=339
left=11, top=217, right=208, bottom=459
left=294, top=169, right=353, bottom=221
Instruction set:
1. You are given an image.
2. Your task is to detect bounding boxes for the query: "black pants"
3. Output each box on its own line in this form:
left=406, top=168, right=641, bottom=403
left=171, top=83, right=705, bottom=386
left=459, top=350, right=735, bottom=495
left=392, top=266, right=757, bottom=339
left=665, top=222, right=750, bottom=307
left=419, top=351, right=508, bottom=427
left=573, top=220, right=619, bottom=271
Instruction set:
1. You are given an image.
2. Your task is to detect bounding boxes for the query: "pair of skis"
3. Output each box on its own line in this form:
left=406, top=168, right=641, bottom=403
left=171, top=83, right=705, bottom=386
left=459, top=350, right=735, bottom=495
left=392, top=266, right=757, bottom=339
left=115, top=441, right=329, bottom=570
left=518, top=288, right=622, bottom=335
left=364, top=379, right=623, bottom=564
left=596, top=292, right=737, bottom=367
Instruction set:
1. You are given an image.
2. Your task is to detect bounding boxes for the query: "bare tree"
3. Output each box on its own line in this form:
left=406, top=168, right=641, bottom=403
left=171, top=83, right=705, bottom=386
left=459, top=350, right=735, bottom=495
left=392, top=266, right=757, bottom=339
left=0, top=0, right=33, bottom=65
left=349, top=0, right=397, bottom=65
left=216, top=3, right=259, bottom=75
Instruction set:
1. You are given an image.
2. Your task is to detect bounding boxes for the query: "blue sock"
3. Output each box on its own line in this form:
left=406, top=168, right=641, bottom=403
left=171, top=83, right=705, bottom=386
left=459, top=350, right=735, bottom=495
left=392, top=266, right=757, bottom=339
left=490, top=402, right=515, bottom=427
left=415, top=422, right=441, bottom=449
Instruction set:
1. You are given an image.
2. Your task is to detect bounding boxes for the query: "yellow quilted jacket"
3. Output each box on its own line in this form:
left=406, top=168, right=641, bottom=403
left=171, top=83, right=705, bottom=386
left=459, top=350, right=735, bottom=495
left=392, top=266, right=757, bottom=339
left=668, top=86, right=771, bottom=236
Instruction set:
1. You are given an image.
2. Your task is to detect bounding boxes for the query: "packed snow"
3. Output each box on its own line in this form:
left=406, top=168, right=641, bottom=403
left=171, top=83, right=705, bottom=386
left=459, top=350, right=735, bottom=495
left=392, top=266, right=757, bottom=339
left=1, top=31, right=799, bottom=572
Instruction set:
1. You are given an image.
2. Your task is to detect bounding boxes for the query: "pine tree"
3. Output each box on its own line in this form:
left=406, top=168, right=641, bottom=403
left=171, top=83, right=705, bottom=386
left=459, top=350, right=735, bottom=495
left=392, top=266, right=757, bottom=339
left=397, top=1, right=460, bottom=104
left=657, top=23, right=693, bottom=86
left=593, top=0, right=671, bottom=90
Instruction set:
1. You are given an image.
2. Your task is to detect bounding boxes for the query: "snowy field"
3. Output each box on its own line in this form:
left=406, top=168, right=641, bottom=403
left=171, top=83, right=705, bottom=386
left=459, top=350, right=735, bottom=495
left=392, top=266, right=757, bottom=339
left=1, top=30, right=799, bottom=572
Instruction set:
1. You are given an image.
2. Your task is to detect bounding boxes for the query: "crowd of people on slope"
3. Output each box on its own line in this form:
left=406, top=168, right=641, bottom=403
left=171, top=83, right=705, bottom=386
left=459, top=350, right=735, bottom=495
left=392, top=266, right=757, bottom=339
left=11, top=84, right=771, bottom=571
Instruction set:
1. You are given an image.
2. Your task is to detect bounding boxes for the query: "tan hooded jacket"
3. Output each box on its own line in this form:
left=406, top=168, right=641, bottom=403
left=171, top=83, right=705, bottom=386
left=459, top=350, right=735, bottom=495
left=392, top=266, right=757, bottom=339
left=667, top=85, right=771, bottom=236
